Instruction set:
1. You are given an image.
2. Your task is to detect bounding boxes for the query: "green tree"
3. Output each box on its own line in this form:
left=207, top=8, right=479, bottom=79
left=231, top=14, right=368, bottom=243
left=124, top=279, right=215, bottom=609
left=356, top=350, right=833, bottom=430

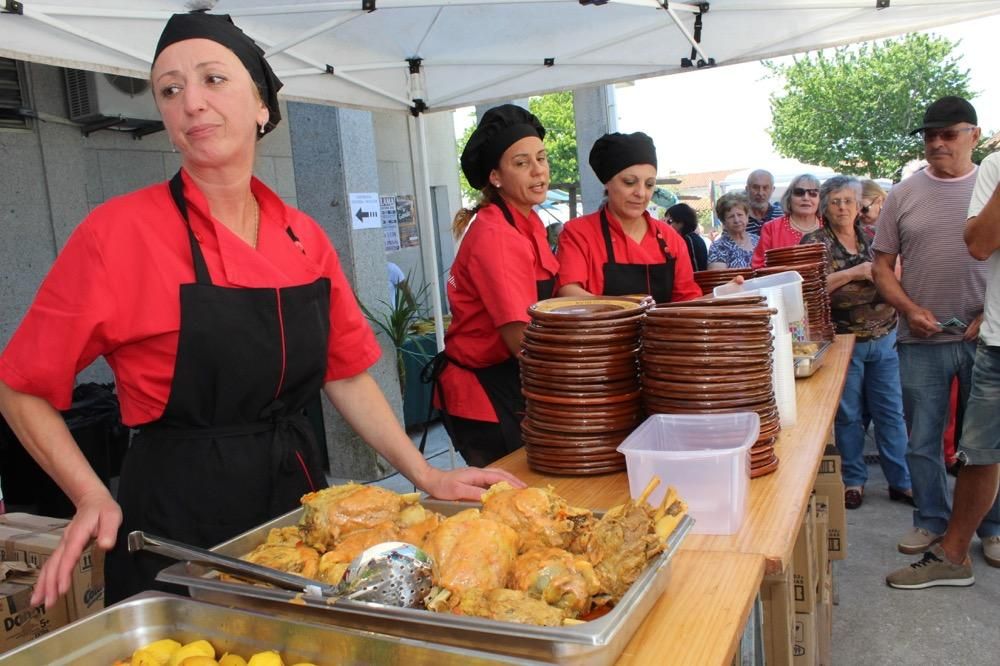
left=767, top=34, right=975, bottom=181
left=456, top=92, right=578, bottom=202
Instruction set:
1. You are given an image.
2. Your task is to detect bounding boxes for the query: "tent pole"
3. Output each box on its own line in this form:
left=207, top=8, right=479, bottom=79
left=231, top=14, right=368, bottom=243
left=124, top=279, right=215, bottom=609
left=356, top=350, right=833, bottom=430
left=408, top=111, right=455, bottom=469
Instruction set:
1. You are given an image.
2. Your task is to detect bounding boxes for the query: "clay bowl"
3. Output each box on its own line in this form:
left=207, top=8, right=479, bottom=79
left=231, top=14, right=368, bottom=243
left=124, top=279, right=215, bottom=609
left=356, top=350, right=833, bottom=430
left=644, top=399, right=776, bottom=415
left=520, top=353, right=637, bottom=372
left=522, top=388, right=642, bottom=406
left=641, top=331, right=774, bottom=346
left=525, top=445, right=626, bottom=463
left=522, top=417, right=633, bottom=440
left=641, top=384, right=775, bottom=406
left=646, top=305, right=776, bottom=320
left=522, top=376, right=639, bottom=395
left=526, top=399, right=642, bottom=419
left=521, top=367, right=639, bottom=384
left=750, top=456, right=779, bottom=478
left=521, top=341, right=641, bottom=358
left=526, top=459, right=627, bottom=476
left=640, top=361, right=772, bottom=378
left=638, top=375, right=774, bottom=395
left=529, top=297, right=646, bottom=322
left=639, top=351, right=772, bottom=369
left=527, top=313, right=646, bottom=331
left=523, top=328, right=640, bottom=346
left=523, top=413, right=643, bottom=434
left=645, top=316, right=774, bottom=331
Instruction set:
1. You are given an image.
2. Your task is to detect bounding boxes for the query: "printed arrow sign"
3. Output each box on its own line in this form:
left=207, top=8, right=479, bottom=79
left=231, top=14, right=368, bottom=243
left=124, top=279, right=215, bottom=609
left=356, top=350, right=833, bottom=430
left=348, top=192, right=381, bottom=230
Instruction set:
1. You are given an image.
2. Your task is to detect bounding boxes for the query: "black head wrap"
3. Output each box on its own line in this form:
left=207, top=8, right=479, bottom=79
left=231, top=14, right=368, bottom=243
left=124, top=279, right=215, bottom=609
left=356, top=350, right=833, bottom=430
left=589, top=132, right=658, bottom=184
left=154, top=11, right=283, bottom=135
left=461, top=104, right=546, bottom=190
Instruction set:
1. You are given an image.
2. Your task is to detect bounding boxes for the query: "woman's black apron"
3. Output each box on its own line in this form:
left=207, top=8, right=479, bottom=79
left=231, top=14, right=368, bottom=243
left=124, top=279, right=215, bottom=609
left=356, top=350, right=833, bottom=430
left=421, top=199, right=553, bottom=463
left=600, top=208, right=675, bottom=303
left=104, top=172, right=330, bottom=603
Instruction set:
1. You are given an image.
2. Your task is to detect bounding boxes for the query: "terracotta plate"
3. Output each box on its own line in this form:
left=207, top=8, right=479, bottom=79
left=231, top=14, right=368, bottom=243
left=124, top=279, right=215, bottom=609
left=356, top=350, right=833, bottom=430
left=530, top=297, right=646, bottom=321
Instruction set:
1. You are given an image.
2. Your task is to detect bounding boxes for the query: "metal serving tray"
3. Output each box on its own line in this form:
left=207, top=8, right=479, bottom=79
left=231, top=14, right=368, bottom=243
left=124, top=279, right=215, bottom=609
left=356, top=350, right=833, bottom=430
left=0, top=592, right=534, bottom=666
left=159, top=500, right=692, bottom=666
left=793, top=339, right=832, bottom=378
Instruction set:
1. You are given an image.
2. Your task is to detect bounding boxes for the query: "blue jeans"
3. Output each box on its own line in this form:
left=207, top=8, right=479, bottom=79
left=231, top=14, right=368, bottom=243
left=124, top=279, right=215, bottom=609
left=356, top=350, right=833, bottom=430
left=836, top=330, right=910, bottom=490
left=898, top=341, right=1000, bottom=537
left=958, top=342, right=1000, bottom=466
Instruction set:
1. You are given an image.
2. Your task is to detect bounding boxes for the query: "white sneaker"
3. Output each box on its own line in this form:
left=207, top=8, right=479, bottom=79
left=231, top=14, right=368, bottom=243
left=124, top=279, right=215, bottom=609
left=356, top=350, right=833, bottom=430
left=983, top=536, right=1000, bottom=568
left=897, top=527, right=942, bottom=555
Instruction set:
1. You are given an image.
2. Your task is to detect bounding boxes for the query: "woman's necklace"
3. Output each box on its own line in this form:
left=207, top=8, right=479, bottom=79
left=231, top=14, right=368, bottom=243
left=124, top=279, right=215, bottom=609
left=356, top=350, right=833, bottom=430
left=789, top=216, right=818, bottom=235
left=250, top=195, right=260, bottom=249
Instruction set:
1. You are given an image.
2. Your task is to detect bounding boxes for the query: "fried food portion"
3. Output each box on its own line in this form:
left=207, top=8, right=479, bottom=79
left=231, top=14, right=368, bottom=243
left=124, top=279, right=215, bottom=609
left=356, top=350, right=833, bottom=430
left=582, top=481, right=665, bottom=602
left=455, top=588, right=566, bottom=626
left=241, top=542, right=321, bottom=580
left=299, top=483, right=419, bottom=551
left=263, top=526, right=307, bottom=547
left=511, top=547, right=600, bottom=617
left=316, top=521, right=399, bottom=585
left=423, top=509, right=519, bottom=595
left=481, top=482, right=594, bottom=552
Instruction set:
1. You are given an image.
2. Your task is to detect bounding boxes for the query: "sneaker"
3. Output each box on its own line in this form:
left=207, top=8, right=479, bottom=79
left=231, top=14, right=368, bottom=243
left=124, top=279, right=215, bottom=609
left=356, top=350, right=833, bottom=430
left=886, top=545, right=974, bottom=590
left=897, top=527, right=943, bottom=555
left=984, top=536, right=1000, bottom=568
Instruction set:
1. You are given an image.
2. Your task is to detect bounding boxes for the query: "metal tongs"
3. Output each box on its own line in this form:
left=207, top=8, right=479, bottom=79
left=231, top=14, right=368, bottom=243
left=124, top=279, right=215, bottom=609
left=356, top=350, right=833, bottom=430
left=129, top=531, right=433, bottom=607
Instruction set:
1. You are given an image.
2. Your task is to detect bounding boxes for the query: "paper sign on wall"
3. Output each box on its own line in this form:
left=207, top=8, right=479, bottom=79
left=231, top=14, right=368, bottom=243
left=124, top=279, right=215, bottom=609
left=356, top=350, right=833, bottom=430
left=381, top=195, right=401, bottom=252
left=349, top=192, right=381, bottom=230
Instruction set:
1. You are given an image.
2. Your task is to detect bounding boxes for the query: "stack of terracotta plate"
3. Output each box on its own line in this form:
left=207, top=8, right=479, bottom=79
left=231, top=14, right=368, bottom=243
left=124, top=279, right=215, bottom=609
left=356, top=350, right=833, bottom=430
left=520, top=297, right=648, bottom=475
left=640, top=297, right=781, bottom=477
left=693, top=268, right=754, bottom=295
left=761, top=245, right=835, bottom=341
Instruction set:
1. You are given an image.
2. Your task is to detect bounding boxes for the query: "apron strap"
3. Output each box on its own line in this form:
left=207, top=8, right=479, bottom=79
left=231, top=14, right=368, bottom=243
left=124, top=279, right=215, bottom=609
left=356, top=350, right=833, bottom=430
left=494, top=197, right=518, bottom=229
left=168, top=170, right=213, bottom=286
left=418, top=352, right=461, bottom=454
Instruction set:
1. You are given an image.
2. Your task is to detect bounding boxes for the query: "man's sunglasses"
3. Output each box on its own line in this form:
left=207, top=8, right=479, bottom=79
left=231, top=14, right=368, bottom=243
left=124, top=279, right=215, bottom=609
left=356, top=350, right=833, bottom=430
left=791, top=187, right=819, bottom=198
left=921, top=127, right=976, bottom=142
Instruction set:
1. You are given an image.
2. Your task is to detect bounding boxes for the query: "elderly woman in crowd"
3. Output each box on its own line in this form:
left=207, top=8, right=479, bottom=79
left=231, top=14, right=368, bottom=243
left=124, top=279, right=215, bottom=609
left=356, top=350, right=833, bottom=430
left=751, top=173, right=822, bottom=268
left=707, top=192, right=758, bottom=269
left=556, top=132, right=701, bottom=303
left=800, top=176, right=912, bottom=510
left=666, top=203, right=708, bottom=272
left=859, top=179, right=887, bottom=240
left=0, top=10, right=519, bottom=607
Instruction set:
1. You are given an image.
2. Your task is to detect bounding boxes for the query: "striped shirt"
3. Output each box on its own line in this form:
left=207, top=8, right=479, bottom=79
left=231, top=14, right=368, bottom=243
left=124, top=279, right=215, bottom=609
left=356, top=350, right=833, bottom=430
left=746, top=201, right=783, bottom=237
left=873, top=167, right=987, bottom=344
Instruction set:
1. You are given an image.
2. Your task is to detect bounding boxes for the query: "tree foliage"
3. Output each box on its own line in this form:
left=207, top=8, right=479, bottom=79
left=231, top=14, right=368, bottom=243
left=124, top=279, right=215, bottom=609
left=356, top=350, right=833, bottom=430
left=457, top=92, right=578, bottom=202
left=767, top=34, right=975, bottom=180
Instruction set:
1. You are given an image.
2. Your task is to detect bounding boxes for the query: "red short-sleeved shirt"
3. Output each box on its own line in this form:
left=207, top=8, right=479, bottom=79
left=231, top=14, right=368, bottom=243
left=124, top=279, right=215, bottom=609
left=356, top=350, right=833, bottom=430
left=0, top=171, right=380, bottom=426
left=437, top=203, right=559, bottom=422
left=556, top=209, right=701, bottom=302
left=750, top=215, right=823, bottom=268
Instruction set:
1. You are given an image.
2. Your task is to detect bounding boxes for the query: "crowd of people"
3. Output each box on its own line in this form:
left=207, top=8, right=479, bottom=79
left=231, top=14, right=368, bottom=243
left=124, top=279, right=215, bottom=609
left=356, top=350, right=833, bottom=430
left=0, top=5, right=996, bottom=610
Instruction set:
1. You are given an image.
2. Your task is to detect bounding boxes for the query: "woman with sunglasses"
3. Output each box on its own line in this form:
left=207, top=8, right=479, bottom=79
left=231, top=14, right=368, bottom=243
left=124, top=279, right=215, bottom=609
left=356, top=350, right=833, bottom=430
left=750, top=174, right=822, bottom=268
left=859, top=179, right=887, bottom=240
left=800, top=176, right=912, bottom=510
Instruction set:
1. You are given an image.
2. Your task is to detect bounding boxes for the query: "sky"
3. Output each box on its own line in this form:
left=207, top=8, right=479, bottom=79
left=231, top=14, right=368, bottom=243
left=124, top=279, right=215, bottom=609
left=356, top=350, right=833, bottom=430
left=614, top=15, right=1000, bottom=176
left=455, top=14, right=1000, bottom=180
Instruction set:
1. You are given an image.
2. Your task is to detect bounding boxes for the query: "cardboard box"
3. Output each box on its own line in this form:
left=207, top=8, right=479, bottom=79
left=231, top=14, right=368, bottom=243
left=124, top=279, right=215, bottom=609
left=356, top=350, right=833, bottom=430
left=813, top=495, right=830, bottom=591
left=0, top=563, right=71, bottom=652
left=792, top=496, right=817, bottom=614
left=815, top=445, right=841, bottom=481
left=814, top=450, right=847, bottom=562
left=792, top=611, right=817, bottom=664
left=0, top=513, right=104, bottom=620
left=817, top=570, right=833, bottom=666
left=762, top=570, right=794, bottom=666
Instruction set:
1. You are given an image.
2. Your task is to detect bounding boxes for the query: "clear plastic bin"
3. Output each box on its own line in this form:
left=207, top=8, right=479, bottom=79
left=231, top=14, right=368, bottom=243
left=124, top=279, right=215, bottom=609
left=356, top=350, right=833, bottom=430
left=617, top=413, right=760, bottom=534
left=714, top=270, right=804, bottom=324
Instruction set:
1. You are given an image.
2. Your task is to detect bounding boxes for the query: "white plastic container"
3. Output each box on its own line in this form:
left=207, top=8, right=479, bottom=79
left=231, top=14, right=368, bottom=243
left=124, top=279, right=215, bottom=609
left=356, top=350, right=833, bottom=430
left=617, top=413, right=760, bottom=534
left=714, top=271, right=805, bottom=326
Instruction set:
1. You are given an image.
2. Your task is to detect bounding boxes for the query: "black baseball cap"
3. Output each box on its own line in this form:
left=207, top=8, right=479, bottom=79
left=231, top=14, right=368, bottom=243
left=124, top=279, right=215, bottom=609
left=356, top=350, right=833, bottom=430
left=909, top=96, right=977, bottom=135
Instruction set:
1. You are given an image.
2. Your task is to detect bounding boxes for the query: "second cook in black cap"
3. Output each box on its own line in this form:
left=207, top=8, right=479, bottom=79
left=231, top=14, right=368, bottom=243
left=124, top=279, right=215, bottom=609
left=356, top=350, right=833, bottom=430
left=424, top=104, right=559, bottom=466
left=555, top=132, right=702, bottom=304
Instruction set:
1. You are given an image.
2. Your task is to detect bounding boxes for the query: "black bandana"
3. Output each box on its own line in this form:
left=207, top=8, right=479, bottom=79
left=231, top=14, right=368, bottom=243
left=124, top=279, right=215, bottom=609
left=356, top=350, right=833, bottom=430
left=589, top=132, right=658, bottom=184
left=461, top=104, right=546, bottom=190
left=154, top=11, right=283, bottom=135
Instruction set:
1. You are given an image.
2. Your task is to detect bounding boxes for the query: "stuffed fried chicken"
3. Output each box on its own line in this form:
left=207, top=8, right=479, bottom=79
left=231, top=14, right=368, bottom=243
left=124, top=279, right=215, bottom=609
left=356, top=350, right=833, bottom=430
left=299, top=483, right=419, bottom=551
left=481, top=482, right=594, bottom=553
left=512, top=547, right=600, bottom=617
left=456, top=588, right=565, bottom=626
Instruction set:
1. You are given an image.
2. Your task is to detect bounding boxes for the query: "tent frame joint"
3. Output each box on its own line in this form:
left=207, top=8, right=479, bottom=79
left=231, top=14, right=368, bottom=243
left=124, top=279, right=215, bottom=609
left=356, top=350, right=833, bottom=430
left=544, top=57, right=555, bottom=67
left=362, top=0, right=376, bottom=12
left=410, top=99, right=427, bottom=117
left=2, top=0, right=23, bottom=15
left=325, top=64, right=335, bottom=75
left=876, top=0, right=890, bottom=8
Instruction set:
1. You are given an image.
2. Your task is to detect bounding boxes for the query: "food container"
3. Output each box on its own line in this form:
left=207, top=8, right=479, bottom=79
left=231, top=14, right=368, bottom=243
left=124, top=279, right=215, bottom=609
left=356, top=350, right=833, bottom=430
left=793, top=340, right=831, bottom=378
left=617, top=413, right=759, bottom=535
left=158, top=501, right=691, bottom=666
left=0, top=592, right=530, bottom=665
left=714, top=270, right=805, bottom=332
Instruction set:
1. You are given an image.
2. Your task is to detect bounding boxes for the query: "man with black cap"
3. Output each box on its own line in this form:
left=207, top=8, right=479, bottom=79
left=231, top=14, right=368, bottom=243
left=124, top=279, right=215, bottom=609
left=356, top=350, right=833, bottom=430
left=873, top=96, right=1000, bottom=575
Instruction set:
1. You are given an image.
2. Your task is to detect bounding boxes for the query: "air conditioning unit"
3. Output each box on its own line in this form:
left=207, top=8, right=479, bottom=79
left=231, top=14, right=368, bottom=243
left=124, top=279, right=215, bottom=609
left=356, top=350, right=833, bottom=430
left=64, top=69, right=161, bottom=126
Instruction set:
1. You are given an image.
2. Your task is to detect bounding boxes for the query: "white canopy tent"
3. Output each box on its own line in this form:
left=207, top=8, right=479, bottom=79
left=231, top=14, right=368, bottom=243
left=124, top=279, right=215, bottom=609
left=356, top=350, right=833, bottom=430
left=4, top=0, right=999, bottom=348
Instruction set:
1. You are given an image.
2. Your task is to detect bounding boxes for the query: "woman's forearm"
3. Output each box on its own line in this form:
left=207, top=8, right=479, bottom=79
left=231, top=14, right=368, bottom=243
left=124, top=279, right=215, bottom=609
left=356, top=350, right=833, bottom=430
left=323, top=372, right=436, bottom=489
left=0, top=380, right=111, bottom=505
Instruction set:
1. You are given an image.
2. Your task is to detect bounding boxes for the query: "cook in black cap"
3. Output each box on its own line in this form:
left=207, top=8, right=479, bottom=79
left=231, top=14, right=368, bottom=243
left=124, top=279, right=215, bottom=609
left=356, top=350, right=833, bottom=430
left=554, top=132, right=702, bottom=304
left=426, top=104, right=559, bottom=467
left=1, top=8, right=525, bottom=611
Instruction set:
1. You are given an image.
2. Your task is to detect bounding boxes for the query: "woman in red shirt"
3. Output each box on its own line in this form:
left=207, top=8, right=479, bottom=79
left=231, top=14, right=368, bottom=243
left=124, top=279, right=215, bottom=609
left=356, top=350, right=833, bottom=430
left=750, top=173, right=822, bottom=268
left=430, top=105, right=558, bottom=467
left=556, top=132, right=701, bottom=303
left=0, top=10, right=518, bottom=607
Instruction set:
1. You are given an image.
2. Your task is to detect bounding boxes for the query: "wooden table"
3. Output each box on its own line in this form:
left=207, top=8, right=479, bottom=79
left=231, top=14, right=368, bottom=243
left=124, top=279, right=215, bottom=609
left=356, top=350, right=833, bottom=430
left=615, top=551, right=765, bottom=666
left=491, top=334, right=854, bottom=664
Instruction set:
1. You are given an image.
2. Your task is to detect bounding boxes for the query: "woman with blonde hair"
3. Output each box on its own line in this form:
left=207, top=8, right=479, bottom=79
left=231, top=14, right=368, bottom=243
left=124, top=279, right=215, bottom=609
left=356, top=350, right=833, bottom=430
left=859, top=179, right=887, bottom=239
left=751, top=173, right=822, bottom=268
